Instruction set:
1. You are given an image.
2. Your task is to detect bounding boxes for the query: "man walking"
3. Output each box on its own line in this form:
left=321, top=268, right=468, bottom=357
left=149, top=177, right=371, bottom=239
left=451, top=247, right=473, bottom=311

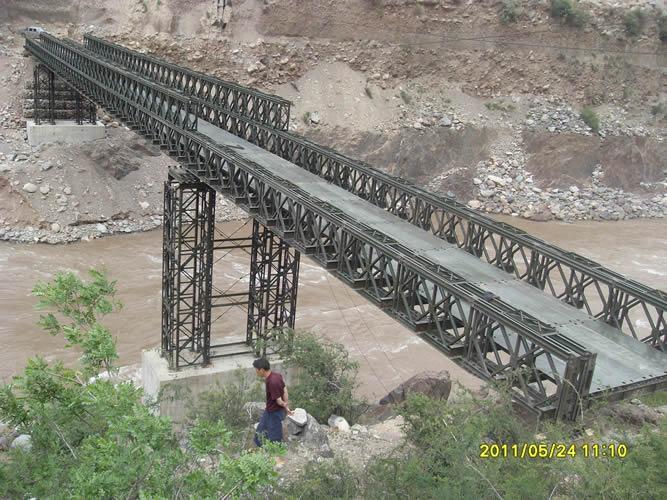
left=253, top=357, right=291, bottom=447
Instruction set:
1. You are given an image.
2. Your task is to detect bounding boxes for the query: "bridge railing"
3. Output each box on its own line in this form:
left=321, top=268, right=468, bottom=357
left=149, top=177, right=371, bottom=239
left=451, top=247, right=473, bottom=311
left=83, top=33, right=291, bottom=132
left=84, top=36, right=665, bottom=351
left=27, top=33, right=597, bottom=420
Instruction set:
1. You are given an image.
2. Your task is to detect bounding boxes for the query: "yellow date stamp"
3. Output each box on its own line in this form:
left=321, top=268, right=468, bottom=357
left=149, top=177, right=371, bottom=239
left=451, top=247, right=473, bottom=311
left=479, top=442, right=628, bottom=459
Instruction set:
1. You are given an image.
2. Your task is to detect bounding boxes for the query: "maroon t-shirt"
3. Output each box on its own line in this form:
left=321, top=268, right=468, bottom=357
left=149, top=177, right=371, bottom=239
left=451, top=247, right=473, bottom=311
left=265, top=372, right=285, bottom=412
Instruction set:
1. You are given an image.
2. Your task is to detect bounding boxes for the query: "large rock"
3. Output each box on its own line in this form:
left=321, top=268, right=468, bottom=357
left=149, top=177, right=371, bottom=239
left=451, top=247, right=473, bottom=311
left=602, top=403, right=661, bottom=426
left=327, top=414, right=350, bottom=433
left=357, top=403, right=396, bottom=425
left=287, top=413, right=333, bottom=458
left=11, top=434, right=32, bottom=452
left=379, top=370, right=451, bottom=405
left=22, top=183, right=38, bottom=193
left=287, top=407, right=308, bottom=427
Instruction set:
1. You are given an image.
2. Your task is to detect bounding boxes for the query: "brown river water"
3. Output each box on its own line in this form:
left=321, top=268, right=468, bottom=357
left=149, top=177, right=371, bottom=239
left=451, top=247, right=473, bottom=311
left=1, top=218, right=666, bottom=400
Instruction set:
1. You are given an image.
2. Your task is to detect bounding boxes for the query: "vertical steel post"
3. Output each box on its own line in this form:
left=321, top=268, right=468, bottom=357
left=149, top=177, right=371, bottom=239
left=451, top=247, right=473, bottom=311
left=161, top=177, right=216, bottom=369
left=247, top=219, right=300, bottom=354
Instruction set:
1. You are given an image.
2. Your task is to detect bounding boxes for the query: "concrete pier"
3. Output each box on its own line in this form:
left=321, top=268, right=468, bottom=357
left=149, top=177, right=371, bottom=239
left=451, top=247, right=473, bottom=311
left=26, top=119, right=106, bottom=146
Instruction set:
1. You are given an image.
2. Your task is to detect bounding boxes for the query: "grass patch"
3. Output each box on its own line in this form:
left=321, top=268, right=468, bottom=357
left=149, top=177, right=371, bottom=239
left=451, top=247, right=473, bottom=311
left=302, top=111, right=311, bottom=125
left=399, top=89, right=412, bottom=105
left=624, top=8, right=646, bottom=36
left=580, top=106, right=600, bottom=133
left=641, top=391, right=667, bottom=407
left=485, top=100, right=516, bottom=113
left=550, top=0, right=589, bottom=28
left=499, top=0, right=522, bottom=24
left=658, top=12, right=667, bottom=42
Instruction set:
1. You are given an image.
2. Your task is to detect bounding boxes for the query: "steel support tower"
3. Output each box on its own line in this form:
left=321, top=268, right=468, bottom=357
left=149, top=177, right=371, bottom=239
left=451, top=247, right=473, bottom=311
left=161, top=174, right=300, bottom=369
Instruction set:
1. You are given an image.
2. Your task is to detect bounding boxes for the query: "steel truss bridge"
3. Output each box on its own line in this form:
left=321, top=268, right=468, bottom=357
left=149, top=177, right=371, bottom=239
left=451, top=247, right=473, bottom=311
left=25, top=32, right=667, bottom=421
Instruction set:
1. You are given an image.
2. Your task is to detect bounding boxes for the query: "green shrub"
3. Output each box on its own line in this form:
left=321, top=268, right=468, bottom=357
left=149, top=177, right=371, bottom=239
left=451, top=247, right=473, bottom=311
left=485, top=100, right=516, bottom=112
left=624, top=8, right=646, bottom=36
left=580, top=106, right=600, bottom=133
left=188, top=369, right=264, bottom=431
left=278, top=458, right=360, bottom=498
left=658, top=12, right=667, bottom=41
left=500, top=0, right=522, bottom=24
left=399, top=89, right=412, bottom=105
left=264, top=330, right=365, bottom=423
left=550, top=0, right=589, bottom=28
left=0, top=269, right=279, bottom=499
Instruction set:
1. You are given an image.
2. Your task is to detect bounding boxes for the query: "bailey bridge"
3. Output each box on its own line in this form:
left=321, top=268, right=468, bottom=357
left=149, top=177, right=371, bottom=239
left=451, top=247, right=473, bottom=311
left=24, top=32, right=667, bottom=420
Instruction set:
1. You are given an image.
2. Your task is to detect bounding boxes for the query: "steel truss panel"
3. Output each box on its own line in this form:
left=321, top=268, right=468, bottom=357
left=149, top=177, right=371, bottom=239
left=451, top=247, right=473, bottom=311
left=83, top=34, right=290, bottom=131
left=162, top=178, right=215, bottom=369
left=247, top=219, right=300, bottom=353
left=82, top=33, right=664, bottom=351
left=33, top=64, right=55, bottom=125
left=31, top=33, right=658, bottom=420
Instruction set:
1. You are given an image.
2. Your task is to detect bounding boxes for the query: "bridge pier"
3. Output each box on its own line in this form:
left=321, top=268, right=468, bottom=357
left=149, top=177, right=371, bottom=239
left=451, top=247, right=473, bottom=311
left=25, top=61, right=102, bottom=145
left=161, top=174, right=300, bottom=370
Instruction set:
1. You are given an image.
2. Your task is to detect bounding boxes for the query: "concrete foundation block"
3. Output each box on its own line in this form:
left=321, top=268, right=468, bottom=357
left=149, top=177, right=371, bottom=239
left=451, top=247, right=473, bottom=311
left=26, top=119, right=105, bottom=146
left=141, top=348, right=293, bottom=426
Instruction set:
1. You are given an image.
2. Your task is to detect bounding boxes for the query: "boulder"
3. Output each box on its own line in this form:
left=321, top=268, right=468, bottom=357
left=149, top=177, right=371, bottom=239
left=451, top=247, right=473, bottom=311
left=379, top=370, right=451, bottom=405
left=287, top=413, right=333, bottom=458
left=22, top=183, right=38, bottom=193
left=357, top=403, right=396, bottom=425
left=287, top=407, right=308, bottom=427
left=602, top=403, right=661, bottom=426
left=327, top=415, right=350, bottom=433
left=11, top=434, right=32, bottom=452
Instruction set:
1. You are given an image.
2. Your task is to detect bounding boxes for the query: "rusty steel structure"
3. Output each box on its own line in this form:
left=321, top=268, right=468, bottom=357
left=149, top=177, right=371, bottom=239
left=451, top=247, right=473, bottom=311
left=25, top=32, right=667, bottom=421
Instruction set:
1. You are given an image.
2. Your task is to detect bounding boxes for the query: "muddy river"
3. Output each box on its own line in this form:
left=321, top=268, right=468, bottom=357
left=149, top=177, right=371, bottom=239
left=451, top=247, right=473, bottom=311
left=1, top=218, right=665, bottom=400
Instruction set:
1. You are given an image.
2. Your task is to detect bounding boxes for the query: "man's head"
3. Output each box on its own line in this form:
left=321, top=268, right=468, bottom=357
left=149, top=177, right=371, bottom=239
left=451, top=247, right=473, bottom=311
left=253, top=357, right=271, bottom=378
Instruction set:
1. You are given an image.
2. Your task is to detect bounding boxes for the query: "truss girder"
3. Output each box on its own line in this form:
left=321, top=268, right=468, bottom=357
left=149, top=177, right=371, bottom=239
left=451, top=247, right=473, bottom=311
left=83, top=34, right=290, bottom=131
left=27, top=35, right=197, bottom=133
left=26, top=33, right=600, bottom=419
left=79, top=35, right=666, bottom=351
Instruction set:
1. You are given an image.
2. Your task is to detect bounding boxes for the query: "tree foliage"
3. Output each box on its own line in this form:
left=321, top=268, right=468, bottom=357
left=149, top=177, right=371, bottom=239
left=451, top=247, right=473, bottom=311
left=0, top=269, right=279, bottom=499
left=260, top=329, right=365, bottom=423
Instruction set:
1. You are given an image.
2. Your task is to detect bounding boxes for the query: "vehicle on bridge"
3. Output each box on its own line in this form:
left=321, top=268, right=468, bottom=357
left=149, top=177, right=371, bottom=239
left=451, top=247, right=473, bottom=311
left=22, top=27, right=46, bottom=40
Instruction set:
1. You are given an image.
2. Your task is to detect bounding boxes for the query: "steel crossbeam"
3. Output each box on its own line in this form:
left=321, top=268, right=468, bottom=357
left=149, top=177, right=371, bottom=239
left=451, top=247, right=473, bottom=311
left=80, top=35, right=665, bottom=351
left=83, top=34, right=290, bottom=131
left=26, top=33, right=601, bottom=419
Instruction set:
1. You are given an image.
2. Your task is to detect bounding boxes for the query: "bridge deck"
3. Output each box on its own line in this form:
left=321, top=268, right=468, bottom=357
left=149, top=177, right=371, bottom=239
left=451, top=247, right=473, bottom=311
left=196, top=119, right=667, bottom=396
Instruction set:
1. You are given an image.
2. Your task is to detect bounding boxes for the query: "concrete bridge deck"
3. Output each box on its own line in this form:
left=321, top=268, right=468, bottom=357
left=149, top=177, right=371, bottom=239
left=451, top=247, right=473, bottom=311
left=196, top=119, right=667, bottom=397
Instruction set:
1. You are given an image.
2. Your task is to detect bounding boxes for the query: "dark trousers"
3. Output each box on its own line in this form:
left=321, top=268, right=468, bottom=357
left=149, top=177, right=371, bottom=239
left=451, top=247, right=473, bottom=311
left=254, top=408, right=286, bottom=446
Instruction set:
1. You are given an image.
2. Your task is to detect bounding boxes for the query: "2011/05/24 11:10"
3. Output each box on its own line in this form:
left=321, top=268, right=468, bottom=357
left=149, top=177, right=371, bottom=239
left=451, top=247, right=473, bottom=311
left=479, top=442, right=628, bottom=459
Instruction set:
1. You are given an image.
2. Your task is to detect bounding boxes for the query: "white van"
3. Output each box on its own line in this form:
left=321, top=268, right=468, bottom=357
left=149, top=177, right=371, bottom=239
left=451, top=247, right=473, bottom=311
left=22, top=27, right=45, bottom=40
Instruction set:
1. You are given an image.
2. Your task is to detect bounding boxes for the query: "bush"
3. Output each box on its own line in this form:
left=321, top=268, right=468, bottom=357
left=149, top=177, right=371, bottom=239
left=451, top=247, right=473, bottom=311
left=188, top=370, right=263, bottom=430
left=278, top=458, right=360, bottom=498
left=0, top=269, right=279, bottom=499
left=550, top=0, right=589, bottom=28
left=624, top=8, right=646, bottom=36
left=264, top=330, right=365, bottom=423
left=580, top=106, right=600, bottom=133
left=500, top=0, right=522, bottom=24
left=282, top=389, right=667, bottom=499
left=658, top=12, right=667, bottom=42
